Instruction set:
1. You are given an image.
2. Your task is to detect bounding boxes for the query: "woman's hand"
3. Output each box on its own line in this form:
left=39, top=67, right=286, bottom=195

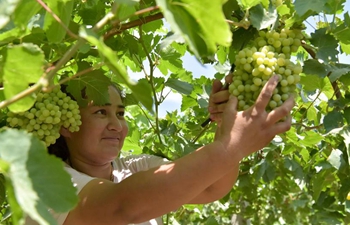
left=208, top=74, right=233, bottom=124
left=217, top=74, right=294, bottom=160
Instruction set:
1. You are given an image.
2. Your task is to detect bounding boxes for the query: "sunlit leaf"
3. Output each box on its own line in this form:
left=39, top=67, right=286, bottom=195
left=250, top=4, right=278, bottom=30
left=323, top=110, right=344, bottom=133
left=44, top=0, right=74, bottom=43
left=237, top=0, right=261, bottom=9
left=156, top=0, right=231, bottom=58
left=327, top=149, right=345, bottom=170
left=79, top=27, right=154, bottom=112
left=3, top=43, right=44, bottom=112
left=67, top=71, right=112, bottom=107
left=310, top=28, right=339, bottom=62
left=294, top=0, right=328, bottom=17
left=165, top=78, right=193, bottom=95
left=0, top=129, right=78, bottom=225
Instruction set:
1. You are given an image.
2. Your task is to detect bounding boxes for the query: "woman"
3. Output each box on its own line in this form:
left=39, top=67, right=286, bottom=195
left=43, top=74, right=293, bottom=225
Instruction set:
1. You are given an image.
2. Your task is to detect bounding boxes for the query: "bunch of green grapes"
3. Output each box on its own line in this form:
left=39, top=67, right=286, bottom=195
left=6, top=86, right=82, bottom=146
left=229, top=28, right=303, bottom=111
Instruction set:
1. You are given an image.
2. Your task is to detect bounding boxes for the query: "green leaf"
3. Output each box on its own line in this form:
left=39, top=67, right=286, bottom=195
left=346, top=200, right=350, bottom=213
left=303, top=59, right=328, bottom=78
left=312, top=170, right=328, bottom=201
left=300, top=73, right=333, bottom=99
left=0, top=129, right=78, bottom=225
left=327, top=149, right=345, bottom=170
left=79, top=27, right=154, bottom=112
left=237, top=0, right=261, bottom=9
left=323, top=110, right=344, bottom=133
left=44, top=0, right=74, bottom=43
left=123, top=129, right=143, bottom=154
left=181, top=95, right=197, bottom=111
left=3, top=43, right=44, bottom=112
left=165, top=78, right=193, bottom=95
left=67, top=71, right=112, bottom=107
left=250, top=4, right=278, bottom=30
left=298, top=130, right=324, bottom=147
left=310, top=28, right=339, bottom=62
left=13, top=0, right=41, bottom=29
left=1, top=164, right=24, bottom=225
left=333, top=12, right=350, bottom=44
left=340, top=128, right=350, bottom=165
left=294, top=0, right=328, bottom=17
left=340, top=42, right=350, bottom=54
left=156, top=0, right=232, bottom=58
left=204, top=216, right=219, bottom=225
left=327, top=63, right=350, bottom=82
left=0, top=174, right=5, bottom=206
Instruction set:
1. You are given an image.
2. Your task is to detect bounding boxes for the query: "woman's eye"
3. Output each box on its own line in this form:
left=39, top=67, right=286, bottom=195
left=95, top=109, right=107, bottom=115
left=117, top=111, right=125, bottom=117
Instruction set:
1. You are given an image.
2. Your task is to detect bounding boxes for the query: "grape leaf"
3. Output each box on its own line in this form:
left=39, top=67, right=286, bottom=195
left=3, top=43, right=44, bottom=112
left=13, top=0, right=41, bottom=29
left=0, top=174, right=5, bottom=207
left=181, top=95, right=197, bottom=111
left=300, top=74, right=325, bottom=92
left=44, top=0, right=74, bottom=43
left=79, top=27, right=154, bottom=112
left=340, top=42, right=350, bottom=54
left=67, top=71, right=112, bottom=107
left=333, top=13, right=350, bottom=45
left=340, top=128, right=350, bottom=165
left=303, top=59, right=328, bottom=78
left=156, top=0, right=231, bottom=58
left=323, top=110, right=344, bottom=133
left=0, top=129, right=78, bottom=225
left=310, top=28, right=339, bottom=62
left=237, top=0, right=261, bottom=9
left=165, top=78, right=193, bottom=95
left=327, top=149, right=346, bottom=170
left=297, top=131, right=324, bottom=148
left=294, top=0, right=328, bottom=17
left=327, top=64, right=350, bottom=82
left=250, top=4, right=278, bottom=30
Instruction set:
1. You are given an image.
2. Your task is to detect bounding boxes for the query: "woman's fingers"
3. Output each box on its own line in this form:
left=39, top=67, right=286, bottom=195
left=266, top=96, right=295, bottom=125
left=253, top=75, right=279, bottom=114
left=270, top=114, right=292, bottom=134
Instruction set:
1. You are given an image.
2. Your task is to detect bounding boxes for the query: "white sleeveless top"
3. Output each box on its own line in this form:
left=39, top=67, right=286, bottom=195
left=26, top=154, right=169, bottom=225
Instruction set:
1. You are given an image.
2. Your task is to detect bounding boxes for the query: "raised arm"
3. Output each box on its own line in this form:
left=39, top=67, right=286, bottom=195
left=63, top=75, right=293, bottom=225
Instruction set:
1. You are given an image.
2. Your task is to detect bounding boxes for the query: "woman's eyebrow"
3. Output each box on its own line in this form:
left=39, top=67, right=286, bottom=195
left=102, top=103, right=125, bottom=109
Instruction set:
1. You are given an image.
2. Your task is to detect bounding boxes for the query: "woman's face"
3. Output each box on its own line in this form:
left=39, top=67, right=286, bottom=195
left=62, top=86, right=128, bottom=164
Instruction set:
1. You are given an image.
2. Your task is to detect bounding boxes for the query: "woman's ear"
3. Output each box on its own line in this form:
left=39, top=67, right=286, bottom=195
left=60, top=127, right=71, bottom=138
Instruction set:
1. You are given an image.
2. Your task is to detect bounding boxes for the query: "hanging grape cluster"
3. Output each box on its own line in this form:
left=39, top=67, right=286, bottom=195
left=229, top=28, right=303, bottom=111
left=6, top=86, right=82, bottom=146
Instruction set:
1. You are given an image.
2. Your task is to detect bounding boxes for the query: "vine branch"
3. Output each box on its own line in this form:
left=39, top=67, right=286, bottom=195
left=104, top=12, right=164, bottom=40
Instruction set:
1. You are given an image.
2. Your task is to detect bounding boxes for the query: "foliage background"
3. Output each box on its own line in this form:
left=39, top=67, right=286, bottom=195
left=1, top=0, right=350, bottom=224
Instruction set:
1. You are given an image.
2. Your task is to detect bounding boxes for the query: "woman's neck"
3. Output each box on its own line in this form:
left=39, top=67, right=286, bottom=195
left=67, top=157, right=113, bottom=181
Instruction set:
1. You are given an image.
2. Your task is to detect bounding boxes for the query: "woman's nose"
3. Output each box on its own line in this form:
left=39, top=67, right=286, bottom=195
left=108, top=116, right=123, bottom=131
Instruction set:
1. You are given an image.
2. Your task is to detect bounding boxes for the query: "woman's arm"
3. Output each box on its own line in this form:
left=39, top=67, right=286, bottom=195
left=63, top=75, right=293, bottom=225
